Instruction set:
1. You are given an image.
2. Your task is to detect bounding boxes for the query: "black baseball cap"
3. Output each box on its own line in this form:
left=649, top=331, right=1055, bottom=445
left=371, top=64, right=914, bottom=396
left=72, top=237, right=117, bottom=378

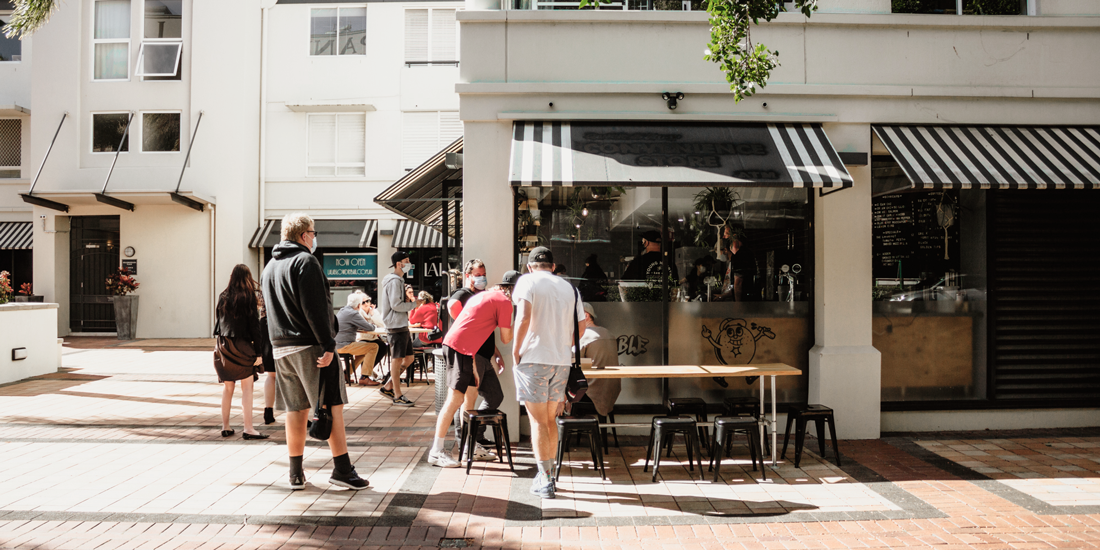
left=501, top=270, right=522, bottom=286
left=529, top=246, right=554, bottom=264
left=641, top=230, right=661, bottom=243
left=391, top=250, right=410, bottom=266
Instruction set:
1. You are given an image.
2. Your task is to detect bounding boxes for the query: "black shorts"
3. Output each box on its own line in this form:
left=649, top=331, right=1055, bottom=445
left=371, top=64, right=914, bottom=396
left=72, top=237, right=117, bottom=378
left=389, top=329, right=414, bottom=359
left=444, top=345, right=477, bottom=393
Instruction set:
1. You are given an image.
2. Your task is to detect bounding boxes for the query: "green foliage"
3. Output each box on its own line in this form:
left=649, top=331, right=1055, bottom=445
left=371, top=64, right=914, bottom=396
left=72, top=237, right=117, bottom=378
left=2, top=0, right=59, bottom=39
left=705, top=0, right=818, bottom=102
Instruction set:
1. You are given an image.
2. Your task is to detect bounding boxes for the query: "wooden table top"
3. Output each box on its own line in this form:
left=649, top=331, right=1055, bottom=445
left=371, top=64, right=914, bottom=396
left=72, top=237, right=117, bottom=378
left=358, top=327, right=433, bottom=336
left=582, top=364, right=802, bottom=379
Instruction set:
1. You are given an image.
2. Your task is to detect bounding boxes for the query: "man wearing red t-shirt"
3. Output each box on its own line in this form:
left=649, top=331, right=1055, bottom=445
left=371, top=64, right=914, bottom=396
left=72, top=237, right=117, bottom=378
left=427, top=271, right=519, bottom=468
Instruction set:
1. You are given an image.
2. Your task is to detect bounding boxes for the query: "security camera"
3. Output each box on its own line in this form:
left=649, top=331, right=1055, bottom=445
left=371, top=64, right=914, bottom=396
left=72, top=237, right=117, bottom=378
left=662, top=92, right=684, bottom=110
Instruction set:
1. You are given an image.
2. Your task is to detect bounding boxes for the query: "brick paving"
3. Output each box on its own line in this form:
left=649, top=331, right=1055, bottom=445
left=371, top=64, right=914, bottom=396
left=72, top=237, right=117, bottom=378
left=1, top=338, right=1099, bottom=549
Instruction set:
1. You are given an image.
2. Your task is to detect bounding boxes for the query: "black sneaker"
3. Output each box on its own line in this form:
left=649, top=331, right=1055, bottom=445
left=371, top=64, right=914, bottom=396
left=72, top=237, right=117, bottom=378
left=290, top=472, right=306, bottom=491
left=329, top=468, right=369, bottom=490
left=379, top=387, right=395, bottom=399
left=392, top=396, right=414, bottom=407
left=476, top=437, right=495, bottom=448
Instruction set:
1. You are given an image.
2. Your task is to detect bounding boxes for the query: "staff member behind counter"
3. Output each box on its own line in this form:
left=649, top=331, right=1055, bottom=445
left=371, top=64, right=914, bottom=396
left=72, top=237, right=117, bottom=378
left=622, top=230, right=678, bottom=282
left=713, top=226, right=756, bottom=302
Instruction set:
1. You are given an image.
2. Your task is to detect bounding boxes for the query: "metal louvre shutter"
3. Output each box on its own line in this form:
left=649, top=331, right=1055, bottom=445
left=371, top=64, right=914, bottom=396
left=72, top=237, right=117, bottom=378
left=989, top=190, right=1100, bottom=400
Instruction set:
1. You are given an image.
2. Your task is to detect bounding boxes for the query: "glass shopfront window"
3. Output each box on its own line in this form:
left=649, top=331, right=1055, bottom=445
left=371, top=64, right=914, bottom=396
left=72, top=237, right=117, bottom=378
left=516, top=185, right=813, bottom=405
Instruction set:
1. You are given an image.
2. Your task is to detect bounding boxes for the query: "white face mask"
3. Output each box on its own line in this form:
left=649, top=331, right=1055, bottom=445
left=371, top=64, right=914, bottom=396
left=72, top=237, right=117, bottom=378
left=473, top=276, right=488, bottom=290
left=401, top=262, right=413, bottom=274
left=309, top=235, right=318, bottom=253
left=716, top=252, right=728, bottom=262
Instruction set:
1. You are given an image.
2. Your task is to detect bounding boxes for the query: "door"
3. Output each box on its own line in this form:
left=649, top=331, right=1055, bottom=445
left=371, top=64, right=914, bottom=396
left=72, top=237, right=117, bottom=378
left=70, top=216, right=120, bottom=333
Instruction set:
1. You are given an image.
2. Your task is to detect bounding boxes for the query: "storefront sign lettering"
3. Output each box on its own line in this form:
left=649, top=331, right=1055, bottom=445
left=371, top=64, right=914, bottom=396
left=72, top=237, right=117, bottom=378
left=617, top=335, right=649, bottom=357
left=578, top=140, right=768, bottom=170
left=701, top=318, right=775, bottom=364
left=732, top=170, right=779, bottom=180
left=322, top=253, right=377, bottom=280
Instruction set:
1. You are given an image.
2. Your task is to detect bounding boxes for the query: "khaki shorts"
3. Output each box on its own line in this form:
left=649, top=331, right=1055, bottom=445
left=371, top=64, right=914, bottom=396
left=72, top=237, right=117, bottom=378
left=275, top=345, right=349, bottom=412
left=514, top=363, right=569, bottom=404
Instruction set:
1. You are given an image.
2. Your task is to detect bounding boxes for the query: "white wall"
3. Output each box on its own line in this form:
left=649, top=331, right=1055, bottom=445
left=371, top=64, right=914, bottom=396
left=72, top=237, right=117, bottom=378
left=0, top=303, right=59, bottom=384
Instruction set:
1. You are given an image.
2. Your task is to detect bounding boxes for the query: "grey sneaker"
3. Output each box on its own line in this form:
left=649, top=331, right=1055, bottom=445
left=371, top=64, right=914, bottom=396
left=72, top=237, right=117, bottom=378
left=530, top=473, right=555, bottom=499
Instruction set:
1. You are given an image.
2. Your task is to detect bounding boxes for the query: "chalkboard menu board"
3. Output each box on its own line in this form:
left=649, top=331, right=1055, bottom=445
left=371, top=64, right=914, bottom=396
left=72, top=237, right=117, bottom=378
left=873, top=191, right=960, bottom=281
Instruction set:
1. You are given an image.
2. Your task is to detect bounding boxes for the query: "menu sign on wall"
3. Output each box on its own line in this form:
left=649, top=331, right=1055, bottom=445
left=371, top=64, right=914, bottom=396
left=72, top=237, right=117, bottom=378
left=872, top=191, right=960, bottom=281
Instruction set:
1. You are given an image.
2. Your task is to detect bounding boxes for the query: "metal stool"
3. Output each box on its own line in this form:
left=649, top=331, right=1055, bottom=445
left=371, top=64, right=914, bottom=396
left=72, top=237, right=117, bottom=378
left=553, top=415, right=605, bottom=481
left=338, top=353, right=356, bottom=385
left=457, top=409, right=515, bottom=474
left=722, top=396, right=769, bottom=455
left=781, top=404, right=841, bottom=468
left=709, top=416, right=764, bottom=482
left=643, top=415, right=704, bottom=482
left=405, top=349, right=430, bottom=386
left=667, top=396, right=710, bottom=457
left=570, top=401, right=619, bottom=453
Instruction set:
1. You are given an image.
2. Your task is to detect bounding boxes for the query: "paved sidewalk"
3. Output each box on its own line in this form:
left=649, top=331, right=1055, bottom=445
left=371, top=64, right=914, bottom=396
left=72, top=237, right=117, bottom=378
left=1, top=338, right=1099, bottom=549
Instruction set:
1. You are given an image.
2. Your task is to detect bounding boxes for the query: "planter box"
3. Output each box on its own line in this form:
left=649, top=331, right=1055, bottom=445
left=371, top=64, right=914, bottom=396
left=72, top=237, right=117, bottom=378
left=13, top=295, right=45, bottom=303
left=110, top=295, right=139, bottom=340
left=0, top=303, right=60, bottom=385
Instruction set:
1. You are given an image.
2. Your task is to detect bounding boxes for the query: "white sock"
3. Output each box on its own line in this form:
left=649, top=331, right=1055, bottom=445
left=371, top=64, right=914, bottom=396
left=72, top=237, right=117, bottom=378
left=431, top=437, right=446, bottom=455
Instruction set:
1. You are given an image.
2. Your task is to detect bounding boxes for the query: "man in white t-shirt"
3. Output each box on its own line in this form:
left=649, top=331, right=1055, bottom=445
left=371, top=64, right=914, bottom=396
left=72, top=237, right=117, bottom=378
left=512, top=246, right=586, bottom=499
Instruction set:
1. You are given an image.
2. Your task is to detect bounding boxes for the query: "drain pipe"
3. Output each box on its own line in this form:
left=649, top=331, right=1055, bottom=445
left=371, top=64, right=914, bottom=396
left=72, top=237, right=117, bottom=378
left=257, top=4, right=271, bottom=273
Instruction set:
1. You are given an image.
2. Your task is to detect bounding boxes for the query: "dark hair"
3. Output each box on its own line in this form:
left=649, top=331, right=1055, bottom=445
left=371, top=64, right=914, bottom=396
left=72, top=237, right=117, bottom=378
left=218, top=264, right=258, bottom=321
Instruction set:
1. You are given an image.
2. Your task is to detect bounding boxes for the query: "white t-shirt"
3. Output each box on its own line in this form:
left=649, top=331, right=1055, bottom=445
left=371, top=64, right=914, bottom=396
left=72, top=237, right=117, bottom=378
left=512, top=270, right=585, bottom=366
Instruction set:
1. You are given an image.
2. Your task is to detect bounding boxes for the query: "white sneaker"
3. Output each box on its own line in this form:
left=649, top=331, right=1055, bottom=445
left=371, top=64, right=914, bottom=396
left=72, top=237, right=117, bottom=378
left=428, top=450, right=459, bottom=468
left=472, top=444, right=497, bottom=462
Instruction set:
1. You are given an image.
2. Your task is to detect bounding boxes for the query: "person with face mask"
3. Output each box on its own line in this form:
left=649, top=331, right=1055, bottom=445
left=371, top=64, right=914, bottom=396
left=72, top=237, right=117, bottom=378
left=622, top=230, right=678, bottom=286
left=378, top=251, right=417, bottom=407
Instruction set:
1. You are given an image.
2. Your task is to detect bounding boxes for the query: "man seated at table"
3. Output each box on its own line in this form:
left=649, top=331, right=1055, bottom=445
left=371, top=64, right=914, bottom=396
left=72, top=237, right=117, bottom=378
left=579, top=303, right=621, bottom=416
left=335, top=291, right=380, bottom=386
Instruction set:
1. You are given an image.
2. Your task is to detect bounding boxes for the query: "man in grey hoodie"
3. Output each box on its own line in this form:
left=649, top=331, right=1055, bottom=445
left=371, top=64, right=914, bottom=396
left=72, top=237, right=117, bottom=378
left=261, top=213, right=368, bottom=490
left=378, top=250, right=417, bottom=407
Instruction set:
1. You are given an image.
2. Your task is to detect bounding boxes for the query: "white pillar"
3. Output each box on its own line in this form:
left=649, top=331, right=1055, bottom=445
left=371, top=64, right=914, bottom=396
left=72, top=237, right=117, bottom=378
left=809, top=123, right=881, bottom=440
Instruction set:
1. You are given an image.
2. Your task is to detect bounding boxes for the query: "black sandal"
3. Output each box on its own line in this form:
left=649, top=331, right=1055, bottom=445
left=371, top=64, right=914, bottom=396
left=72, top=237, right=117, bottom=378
left=221, top=429, right=235, bottom=438
left=243, top=432, right=270, bottom=440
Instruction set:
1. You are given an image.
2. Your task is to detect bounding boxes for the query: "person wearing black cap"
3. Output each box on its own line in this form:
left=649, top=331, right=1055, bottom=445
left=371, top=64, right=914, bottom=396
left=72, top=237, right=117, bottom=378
left=378, top=250, right=417, bottom=406
left=622, top=230, right=678, bottom=283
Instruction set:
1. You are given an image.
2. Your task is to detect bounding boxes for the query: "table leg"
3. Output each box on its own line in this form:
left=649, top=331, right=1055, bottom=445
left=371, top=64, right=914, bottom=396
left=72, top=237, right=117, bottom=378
left=758, top=375, right=766, bottom=467
left=771, top=375, right=777, bottom=467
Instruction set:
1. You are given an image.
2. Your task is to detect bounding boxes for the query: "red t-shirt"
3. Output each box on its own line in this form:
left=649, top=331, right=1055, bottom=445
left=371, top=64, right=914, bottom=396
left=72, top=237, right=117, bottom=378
left=409, top=303, right=441, bottom=344
left=443, top=290, right=513, bottom=357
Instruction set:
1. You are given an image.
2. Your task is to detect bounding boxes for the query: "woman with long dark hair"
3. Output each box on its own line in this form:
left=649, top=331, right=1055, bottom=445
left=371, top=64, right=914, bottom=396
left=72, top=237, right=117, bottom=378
left=214, top=264, right=269, bottom=440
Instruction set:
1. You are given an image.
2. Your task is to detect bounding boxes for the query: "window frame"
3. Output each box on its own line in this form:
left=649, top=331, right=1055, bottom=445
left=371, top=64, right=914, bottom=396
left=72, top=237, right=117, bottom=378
left=91, top=0, right=133, bottom=82
left=91, top=111, right=134, bottom=154
left=403, top=7, right=458, bottom=67
left=138, top=0, right=183, bottom=80
left=306, top=112, right=367, bottom=178
left=0, top=10, right=22, bottom=63
left=308, top=6, right=368, bottom=57
left=139, top=111, right=182, bottom=153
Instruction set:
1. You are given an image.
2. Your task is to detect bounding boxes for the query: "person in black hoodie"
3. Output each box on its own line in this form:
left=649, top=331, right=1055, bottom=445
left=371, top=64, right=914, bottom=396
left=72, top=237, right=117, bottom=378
left=214, top=264, right=268, bottom=440
left=261, top=213, right=368, bottom=491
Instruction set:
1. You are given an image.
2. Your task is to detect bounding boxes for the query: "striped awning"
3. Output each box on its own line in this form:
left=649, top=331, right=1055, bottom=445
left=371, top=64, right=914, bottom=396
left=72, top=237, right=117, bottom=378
left=872, top=125, right=1100, bottom=190
left=0, top=222, right=32, bottom=250
left=249, top=219, right=377, bottom=249
left=375, top=137, right=461, bottom=234
left=392, top=220, right=456, bottom=248
left=508, top=121, right=853, bottom=188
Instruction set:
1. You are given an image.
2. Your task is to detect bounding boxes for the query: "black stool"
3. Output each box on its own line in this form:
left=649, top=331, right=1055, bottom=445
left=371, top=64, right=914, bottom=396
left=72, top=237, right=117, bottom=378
left=722, top=396, right=769, bottom=455
left=405, top=350, right=429, bottom=386
left=338, top=353, right=356, bottom=385
left=643, top=416, right=704, bottom=482
left=667, top=397, right=710, bottom=457
left=571, top=401, right=619, bottom=453
left=553, top=415, right=605, bottom=481
left=781, top=404, right=841, bottom=468
left=709, top=416, right=764, bottom=482
left=457, top=409, right=515, bottom=474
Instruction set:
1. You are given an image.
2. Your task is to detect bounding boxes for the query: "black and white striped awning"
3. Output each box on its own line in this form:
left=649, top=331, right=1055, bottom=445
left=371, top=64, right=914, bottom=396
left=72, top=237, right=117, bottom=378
left=392, top=220, right=456, bottom=249
left=0, top=222, right=32, bottom=250
left=249, top=219, right=377, bottom=249
left=872, top=125, right=1100, bottom=190
left=508, top=121, right=853, bottom=188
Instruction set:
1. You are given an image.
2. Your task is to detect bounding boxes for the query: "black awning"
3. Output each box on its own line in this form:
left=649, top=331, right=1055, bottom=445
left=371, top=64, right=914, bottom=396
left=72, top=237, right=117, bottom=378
left=374, top=138, right=461, bottom=236
left=249, top=219, right=377, bottom=249
left=872, top=125, right=1100, bottom=193
left=508, top=122, right=853, bottom=188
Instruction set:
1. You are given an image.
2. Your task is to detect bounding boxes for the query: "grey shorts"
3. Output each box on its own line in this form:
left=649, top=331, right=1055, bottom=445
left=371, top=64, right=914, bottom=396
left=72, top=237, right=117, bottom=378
left=275, top=345, right=349, bottom=412
left=514, top=363, right=570, bottom=404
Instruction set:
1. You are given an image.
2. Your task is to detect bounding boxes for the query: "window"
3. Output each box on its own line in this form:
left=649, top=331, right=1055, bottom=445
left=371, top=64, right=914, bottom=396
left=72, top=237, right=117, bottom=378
left=401, top=111, right=461, bottom=169
left=404, top=8, right=456, bottom=65
left=141, top=112, right=180, bottom=152
left=93, top=0, right=131, bottom=80
left=0, top=119, right=20, bottom=178
left=891, top=0, right=1024, bottom=15
left=310, top=7, right=366, bottom=56
left=92, top=113, right=132, bottom=153
left=308, top=114, right=366, bottom=176
left=0, top=12, right=21, bottom=62
left=138, top=0, right=182, bottom=80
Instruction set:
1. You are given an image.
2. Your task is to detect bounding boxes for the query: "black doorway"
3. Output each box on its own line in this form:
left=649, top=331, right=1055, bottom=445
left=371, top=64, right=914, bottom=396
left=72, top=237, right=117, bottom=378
left=70, top=216, right=120, bottom=333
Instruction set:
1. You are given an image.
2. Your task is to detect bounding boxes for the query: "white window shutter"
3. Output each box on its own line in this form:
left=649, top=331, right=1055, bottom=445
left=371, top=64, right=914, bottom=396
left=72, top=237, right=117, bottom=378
left=439, top=111, right=462, bottom=147
left=402, top=112, right=438, bottom=170
left=308, top=115, right=336, bottom=176
left=404, top=9, right=428, bottom=63
left=431, top=9, right=456, bottom=62
left=336, top=114, right=366, bottom=176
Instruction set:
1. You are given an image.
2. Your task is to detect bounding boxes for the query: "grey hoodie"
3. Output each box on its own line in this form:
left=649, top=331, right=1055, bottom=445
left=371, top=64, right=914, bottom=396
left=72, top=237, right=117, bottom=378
left=260, top=241, right=336, bottom=352
left=379, top=272, right=415, bottom=330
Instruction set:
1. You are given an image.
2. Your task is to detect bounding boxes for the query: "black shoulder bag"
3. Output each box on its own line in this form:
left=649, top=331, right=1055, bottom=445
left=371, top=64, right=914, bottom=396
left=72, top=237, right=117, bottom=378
left=307, top=377, right=333, bottom=441
left=564, top=287, right=589, bottom=404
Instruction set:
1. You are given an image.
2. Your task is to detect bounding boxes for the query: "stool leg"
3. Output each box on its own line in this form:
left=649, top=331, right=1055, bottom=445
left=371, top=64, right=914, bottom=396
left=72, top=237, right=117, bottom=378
left=593, top=428, right=606, bottom=480
left=586, top=429, right=601, bottom=479
left=492, top=423, right=505, bottom=464
left=608, top=412, right=620, bottom=448
left=687, top=430, right=704, bottom=481
left=698, top=411, right=710, bottom=458
left=643, top=422, right=656, bottom=473
left=652, top=427, right=666, bottom=482
left=465, top=419, right=478, bottom=475
left=827, top=415, right=841, bottom=467
left=598, top=414, right=608, bottom=455
left=457, top=417, right=469, bottom=461
left=683, top=430, right=695, bottom=472
left=794, top=417, right=808, bottom=469
left=781, top=411, right=796, bottom=460
left=710, top=425, right=726, bottom=482
left=554, top=424, right=568, bottom=482
left=815, top=418, right=827, bottom=459
left=749, top=427, right=765, bottom=481
left=500, top=416, right=515, bottom=473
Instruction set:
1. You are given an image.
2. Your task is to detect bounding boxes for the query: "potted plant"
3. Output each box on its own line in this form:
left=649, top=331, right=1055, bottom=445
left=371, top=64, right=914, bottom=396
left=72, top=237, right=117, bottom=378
left=0, top=271, right=11, bottom=304
left=105, top=266, right=140, bottom=340
left=13, top=282, right=44, bottom=303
